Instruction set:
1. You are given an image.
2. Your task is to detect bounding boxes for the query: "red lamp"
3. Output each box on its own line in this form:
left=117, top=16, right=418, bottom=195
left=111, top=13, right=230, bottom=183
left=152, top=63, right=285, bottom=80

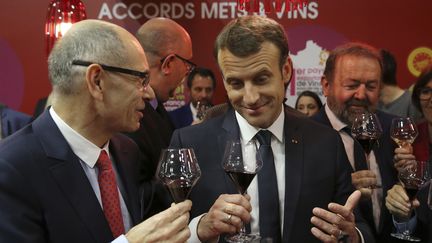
left=45, top=0, right=87, bottom=56
left=237, top=0, right=308, bottom=12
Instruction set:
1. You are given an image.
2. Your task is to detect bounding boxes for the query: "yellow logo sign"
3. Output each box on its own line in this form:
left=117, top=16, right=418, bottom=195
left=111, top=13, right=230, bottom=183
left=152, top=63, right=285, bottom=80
left=407, top=47, right=432, bottom=77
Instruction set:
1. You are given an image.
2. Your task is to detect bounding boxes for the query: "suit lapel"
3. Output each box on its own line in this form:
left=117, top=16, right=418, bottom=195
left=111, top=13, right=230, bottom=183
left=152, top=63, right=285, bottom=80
left=33, top=111, right=114, bottom=242
left=218, top=108, right=243, bottom=194
left=109, top=137, right=141, bottom=224
left=282, top=109, right=304, bottom=242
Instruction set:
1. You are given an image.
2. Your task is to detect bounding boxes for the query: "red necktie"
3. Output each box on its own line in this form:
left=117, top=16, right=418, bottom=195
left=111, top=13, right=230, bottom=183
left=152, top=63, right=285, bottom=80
left=96, top=150, right=125, bottom=238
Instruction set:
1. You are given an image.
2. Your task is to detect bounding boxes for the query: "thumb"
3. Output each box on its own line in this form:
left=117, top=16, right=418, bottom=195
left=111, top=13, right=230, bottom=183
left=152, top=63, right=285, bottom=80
left=344, top=190, right=362, bottom=211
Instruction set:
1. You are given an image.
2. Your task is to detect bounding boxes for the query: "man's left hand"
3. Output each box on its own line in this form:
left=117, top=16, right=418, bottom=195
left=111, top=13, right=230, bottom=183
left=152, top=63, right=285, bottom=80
left=310, top=190, right=361, bottom=243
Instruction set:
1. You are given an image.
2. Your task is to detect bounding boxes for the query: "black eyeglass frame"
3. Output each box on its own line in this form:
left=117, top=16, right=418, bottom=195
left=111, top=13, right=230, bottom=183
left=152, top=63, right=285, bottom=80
left=160, top=54, right=196, bottom=72
left=71, top=60, right=150, bottom=87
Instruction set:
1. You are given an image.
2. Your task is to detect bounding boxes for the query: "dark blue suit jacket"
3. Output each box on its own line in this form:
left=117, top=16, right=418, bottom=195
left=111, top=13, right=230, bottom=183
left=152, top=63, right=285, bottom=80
left=168, top=103, right=193, bottom=129
left=0, top=111, right=159, bottom=243
left=311, top=107, right=398, bottom=242
left=0, top=106, right=32, bottom=138
left=170, top=106, right=374, bottom=243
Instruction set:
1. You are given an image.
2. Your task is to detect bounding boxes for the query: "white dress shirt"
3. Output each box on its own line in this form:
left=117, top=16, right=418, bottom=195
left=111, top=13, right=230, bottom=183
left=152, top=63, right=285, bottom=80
left=324, top=105, right=383, bottom=230
left=49, top=108, right=132, bottom=243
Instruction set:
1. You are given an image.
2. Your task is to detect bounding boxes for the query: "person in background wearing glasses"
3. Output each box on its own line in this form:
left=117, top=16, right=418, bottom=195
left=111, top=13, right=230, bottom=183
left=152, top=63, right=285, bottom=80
left=386, top=65, right=432, bottom=241
left=169, top=15, right=374, bottom=243
left=124, top=17, right=196, bottom=182
left=0, top=20, right=192, bottom=243
left=311, top=42, right=398, bottom=242
left=169, top=67, right=217, bottom=128
left=294, top=90, right=323, bottom=117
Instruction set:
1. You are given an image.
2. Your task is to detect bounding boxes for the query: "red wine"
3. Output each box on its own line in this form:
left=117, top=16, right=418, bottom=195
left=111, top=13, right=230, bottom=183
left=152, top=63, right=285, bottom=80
left=355, top=136, right=378, bottom=154
left=165, top=179, right=193, bottom=203
left=405, top=186, right=419, bottom=201
left=226, top=171, right=256, bottom=194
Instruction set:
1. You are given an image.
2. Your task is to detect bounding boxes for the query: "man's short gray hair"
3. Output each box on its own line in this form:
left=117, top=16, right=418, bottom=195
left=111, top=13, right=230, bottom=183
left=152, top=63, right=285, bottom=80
left=48, top=21, right=126, bottom=95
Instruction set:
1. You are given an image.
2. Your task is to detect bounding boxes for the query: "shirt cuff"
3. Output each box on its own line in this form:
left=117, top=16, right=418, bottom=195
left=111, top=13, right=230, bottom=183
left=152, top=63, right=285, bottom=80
left=188, top=213, right=206, bottom=243
left=355, top=227, right=365, bottom=243
left=111, top=234, right=128, bottom=243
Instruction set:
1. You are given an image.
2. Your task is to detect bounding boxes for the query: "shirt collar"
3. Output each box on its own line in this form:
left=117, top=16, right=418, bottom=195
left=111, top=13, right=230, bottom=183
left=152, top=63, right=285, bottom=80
left=235, top=105, right=285, bottom=144
left=49, top=107, right=110, bottom=168
left=149, top=98, right=158, bottom=109
left=325, top=104, right=348, bottom=132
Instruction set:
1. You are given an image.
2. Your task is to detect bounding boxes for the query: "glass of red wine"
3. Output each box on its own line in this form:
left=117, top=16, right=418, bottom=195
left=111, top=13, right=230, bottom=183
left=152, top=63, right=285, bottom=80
left=351, top=112, right=383, bottom=158
left=222, top=139, right=263, bottom=243
left=391, top=160, right=430, bottom=242
left=157, top=148, right=201, bottom=203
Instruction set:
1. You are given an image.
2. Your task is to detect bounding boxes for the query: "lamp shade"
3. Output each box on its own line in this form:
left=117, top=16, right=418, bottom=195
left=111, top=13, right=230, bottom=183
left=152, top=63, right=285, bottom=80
left=45, top=0, right=86, bottom=56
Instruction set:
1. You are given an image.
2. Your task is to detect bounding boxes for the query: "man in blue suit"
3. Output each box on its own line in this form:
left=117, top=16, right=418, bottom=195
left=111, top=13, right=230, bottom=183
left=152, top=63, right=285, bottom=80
left=0, top=20, right=191, bottom=243
left=170, top=16, right=374, bottom=243
left=169, top=67, right=216, bottom=128
left=0, top=103, right=31, bottom=139
left=311, top=42, right=398, bottom=242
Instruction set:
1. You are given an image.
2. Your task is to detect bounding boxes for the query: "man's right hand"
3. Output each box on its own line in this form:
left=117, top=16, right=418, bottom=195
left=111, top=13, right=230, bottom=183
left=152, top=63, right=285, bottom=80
left=126, top=200, right=192, bottom=243
left=385, top=184, right=420, bottom=220
left=351, top=170, right=377, bottom=199
left=197, top=194, right=252, bottom=242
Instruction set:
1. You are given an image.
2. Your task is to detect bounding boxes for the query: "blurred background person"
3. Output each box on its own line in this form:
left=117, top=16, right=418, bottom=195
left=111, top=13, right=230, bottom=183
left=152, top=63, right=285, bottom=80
left=378, top=49, right=422, bottom=121
left=169, top=67, right=216, bottom=128
left=0, top=103, right=32, bottom=139
left=124, top=17, right=195, bottom=181
left=294, top=90, right=323, bottom=117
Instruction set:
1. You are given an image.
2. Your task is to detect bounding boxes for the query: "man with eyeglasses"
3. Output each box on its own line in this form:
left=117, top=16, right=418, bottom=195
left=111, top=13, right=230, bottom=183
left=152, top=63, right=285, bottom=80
left=0, top=19, right=192, bottom=243
left=125, top=17, right=195, bottom=182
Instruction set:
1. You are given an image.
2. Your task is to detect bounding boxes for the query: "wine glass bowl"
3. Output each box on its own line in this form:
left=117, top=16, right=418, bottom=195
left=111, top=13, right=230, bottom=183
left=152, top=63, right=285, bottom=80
left=222, top=139, right=263, bottom=243
left=157, top=148, right=201, bottom=203
left=390, top=117, right=418, bottom=148
left=351, top=112, right=383, bottom=156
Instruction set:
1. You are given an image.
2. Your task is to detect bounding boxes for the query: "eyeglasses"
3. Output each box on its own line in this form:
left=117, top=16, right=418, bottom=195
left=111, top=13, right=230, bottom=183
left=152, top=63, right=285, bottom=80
left=160, top=54, right=196, bottom=73
left=71, top=60, right=150, bottom=88
left=419, top=87, right=432, bottom=100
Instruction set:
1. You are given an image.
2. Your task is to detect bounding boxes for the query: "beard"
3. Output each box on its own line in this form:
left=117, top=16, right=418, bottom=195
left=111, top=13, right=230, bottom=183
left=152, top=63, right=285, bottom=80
left=327, top=95, right=376, bottom=126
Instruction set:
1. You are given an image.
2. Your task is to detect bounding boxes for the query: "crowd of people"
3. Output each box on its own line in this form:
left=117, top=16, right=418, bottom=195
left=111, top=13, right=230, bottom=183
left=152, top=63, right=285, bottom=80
left=1, top=14, right=432, bottom=243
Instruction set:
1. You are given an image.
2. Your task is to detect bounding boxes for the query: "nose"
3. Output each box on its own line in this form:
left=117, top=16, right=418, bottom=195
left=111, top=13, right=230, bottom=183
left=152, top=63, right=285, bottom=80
left=243, top=83, right=259, bottom=105
left=354, top=84, right=367, bottom=100
left=143, top=85, right=156, bottom=101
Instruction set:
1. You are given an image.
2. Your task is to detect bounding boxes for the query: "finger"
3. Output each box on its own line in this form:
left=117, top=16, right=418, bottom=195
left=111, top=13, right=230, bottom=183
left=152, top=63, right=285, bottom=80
left=167, top=226, right=191, bottom=243
left=311, top=227, right=337, bottom=243
left=352, top=177, right=378, bottom=188
left=222, top=194, right=252, bottom=212
left=343, top=190, right=362, bottom=211
left=312, top=207, right=346, bottom=228
left=351, top=170, right=376, bottom=178
left=311, top=215, right=340, bottom=236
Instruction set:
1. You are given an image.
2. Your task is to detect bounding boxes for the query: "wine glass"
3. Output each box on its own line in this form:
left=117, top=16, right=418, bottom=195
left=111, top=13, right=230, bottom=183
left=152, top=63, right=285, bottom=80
left=351, top=112, right=383, bottom=165
left=157, top=148, right=201, bottom=203
left=196, top=100, right=211, bottom=120
left=390, top=117, right=418, bottom=148
left=391, top=160, right=430, bottom=242
left=222, top=139, right=263, bottom=243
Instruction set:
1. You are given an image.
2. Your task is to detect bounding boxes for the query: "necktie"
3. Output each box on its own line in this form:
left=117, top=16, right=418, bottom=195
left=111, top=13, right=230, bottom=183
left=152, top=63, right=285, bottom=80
left=256, top=130, right=281, bottom=242
left=96, top=150, right=125, bottom=238
left=342, top=126, right=368, bottom=171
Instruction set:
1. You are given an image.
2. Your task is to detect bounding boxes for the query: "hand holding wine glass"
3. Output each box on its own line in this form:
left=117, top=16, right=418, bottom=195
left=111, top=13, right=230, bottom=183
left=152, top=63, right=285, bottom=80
left=157, top=148, right=201, bottom=203
left=222, top=139, right=262, bottom=243
left=390, top=160, right=430, bottom=242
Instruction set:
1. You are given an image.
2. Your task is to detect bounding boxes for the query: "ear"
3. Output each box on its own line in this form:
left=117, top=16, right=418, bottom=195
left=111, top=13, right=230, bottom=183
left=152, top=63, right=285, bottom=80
left=321, top=75, right=330, bottom=97
left=282, top=56, right=293, bottom=86
left=160, top=54, right=175, bottom=75
left=85, top=64, right=104, bottom=101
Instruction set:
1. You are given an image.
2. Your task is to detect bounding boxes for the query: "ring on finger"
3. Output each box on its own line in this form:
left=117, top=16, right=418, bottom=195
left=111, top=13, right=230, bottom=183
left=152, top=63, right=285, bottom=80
left=226, top=214, right=232, bottom=224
